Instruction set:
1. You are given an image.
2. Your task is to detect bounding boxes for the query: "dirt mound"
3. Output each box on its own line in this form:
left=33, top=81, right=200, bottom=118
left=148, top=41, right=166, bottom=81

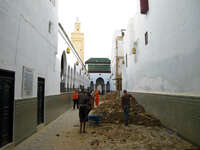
left=91, top=93, right=161, bottom=127
left=102, top=92, right=118, bottom=101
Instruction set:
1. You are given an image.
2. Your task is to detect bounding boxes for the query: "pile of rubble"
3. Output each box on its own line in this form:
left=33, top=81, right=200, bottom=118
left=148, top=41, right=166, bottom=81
left=92, top=92, right=161, bottom=126
left=59, top=124, right=194, bottom=150
left=101, top=92, right=118, bottom=101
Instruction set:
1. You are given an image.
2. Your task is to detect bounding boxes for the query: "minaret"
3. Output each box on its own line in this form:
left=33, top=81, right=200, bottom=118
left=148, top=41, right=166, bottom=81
left=71, top=18, right=84, bottom=63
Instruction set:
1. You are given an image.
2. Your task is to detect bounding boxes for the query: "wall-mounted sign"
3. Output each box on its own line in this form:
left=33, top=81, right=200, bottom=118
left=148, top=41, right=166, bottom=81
left=22, top=66, right=34, bottom=97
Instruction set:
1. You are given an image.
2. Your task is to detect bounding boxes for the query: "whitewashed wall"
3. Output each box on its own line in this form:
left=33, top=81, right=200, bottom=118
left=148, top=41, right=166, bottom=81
left=0, top=1, right=89, bottom=100
left=0, top=0, right=59, bottom=99
left=122, top=0, right=200, bottom=96
left=111, top=30, right=125, bottom=91
left=90, top=73, right=110, bottom=85
left=122, top=17, right=135, bottom=91
left=89, top=73, right=111, bottom=92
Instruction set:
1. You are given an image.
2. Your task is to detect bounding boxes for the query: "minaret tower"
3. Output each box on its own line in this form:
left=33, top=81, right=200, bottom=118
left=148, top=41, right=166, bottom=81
left=71, top=18, right=85, bottom=63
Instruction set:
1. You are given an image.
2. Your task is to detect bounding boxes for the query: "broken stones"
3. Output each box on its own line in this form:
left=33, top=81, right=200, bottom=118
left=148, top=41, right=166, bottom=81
left=91, top=93, right=161, bottom=127
left=90, top=139, right=100, bottom=146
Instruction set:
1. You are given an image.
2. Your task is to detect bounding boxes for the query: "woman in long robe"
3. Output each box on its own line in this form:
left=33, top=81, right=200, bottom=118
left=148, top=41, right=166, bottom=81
left=95, top=90, right=99, bottom=106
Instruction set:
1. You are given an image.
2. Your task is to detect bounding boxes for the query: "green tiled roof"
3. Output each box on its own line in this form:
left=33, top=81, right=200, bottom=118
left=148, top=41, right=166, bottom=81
left=88, top=64, right=111, bottom=73
left=85, top=58, right=111, bottom=64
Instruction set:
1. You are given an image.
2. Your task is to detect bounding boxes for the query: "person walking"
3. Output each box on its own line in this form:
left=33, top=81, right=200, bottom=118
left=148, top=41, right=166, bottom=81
left=95, top=90, right=99, bottom=106
left=79, top=90, right=90, bottom=133
left=87, top=90, right=94, bottom=114
left=72, top=90, right=79, bottom=109
left=91, top=90, right=95, bottom=109
left=121, top=90, right=134, bottom=126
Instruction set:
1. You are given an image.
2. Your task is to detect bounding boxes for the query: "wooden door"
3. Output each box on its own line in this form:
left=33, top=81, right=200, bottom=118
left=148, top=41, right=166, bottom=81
left=0, top=70, right=14, bottom=148
left=37, top=78, right=45, bottom=125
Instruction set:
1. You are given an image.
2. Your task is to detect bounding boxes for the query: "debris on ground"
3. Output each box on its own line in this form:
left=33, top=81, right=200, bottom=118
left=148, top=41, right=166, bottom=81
left=54, top=93, right=194, bottom=150
left=56, top=123, right=194, bottom=150
left=90, top=139, right=100, bottom=146
left=91, top=92, right=161, bottom=126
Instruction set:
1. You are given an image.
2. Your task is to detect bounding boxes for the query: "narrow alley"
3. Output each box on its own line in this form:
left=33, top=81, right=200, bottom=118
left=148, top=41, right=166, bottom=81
left=15, top=94, right=194, bottom=150
left=0, top=0, right=200, bottom=149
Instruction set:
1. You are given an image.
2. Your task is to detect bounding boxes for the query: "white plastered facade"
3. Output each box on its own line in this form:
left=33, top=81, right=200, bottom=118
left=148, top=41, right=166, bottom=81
left=0, top=0, right=59, bottom=99
left=122, top=0, right=200, bottom=96
left=0, top=0, right=89, bottom=100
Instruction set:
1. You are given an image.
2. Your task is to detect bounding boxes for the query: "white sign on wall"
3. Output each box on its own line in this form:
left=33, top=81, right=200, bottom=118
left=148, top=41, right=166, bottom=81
left=22, top=66, right=34, bottom=97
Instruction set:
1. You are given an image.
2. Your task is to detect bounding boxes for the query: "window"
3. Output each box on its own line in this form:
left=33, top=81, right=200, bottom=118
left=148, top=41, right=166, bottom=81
left=145, top=32, right=148, bottom=45
left=126, top=54, right=128, bottom=67
left=50, top=0, right=55, bottom=6
left=48, top=21, right=52, bottom=33
left=140, top=0, right=149, bottom=14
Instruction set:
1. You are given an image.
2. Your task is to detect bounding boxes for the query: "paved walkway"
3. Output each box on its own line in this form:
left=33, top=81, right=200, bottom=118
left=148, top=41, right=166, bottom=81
left=15, top=109, right=79, bottom=150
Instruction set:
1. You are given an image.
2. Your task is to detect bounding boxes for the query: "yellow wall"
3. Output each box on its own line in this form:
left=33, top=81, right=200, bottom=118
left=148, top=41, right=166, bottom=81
left=71, top=21, right=84, bottom=63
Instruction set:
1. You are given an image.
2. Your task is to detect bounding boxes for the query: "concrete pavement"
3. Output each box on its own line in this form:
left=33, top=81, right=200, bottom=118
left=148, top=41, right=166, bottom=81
left=15, top=108, right=79, bottom=150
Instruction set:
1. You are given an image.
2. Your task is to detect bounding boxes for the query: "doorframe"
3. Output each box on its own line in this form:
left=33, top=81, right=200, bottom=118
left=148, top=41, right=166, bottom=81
left=0, top=69, right=15, bottom=148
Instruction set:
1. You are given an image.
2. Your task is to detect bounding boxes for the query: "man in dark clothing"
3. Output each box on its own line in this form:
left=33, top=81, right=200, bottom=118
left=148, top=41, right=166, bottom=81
left=79, top=90, right=90, bottom=133
left=87, top=90, right=94, bottom=112
left=77, top=89, right=82, bottom=108
left=121, top=90, right=134, bottom=126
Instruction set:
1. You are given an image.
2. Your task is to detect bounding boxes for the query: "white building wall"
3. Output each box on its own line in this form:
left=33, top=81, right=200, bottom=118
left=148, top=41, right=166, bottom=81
left=90, top=73, right=110, bottom=85
left=122, top=0, right=200, bottom=96
left=57, top=27, right=89, bottom=90
left=122, top=17, right=135, bottom=91
left=0, top=0, right=89, bottom=100
left=111, top=30, right=125, bottom=91
left=0, top=0, right=59, bottom=99
left=89, top=73, right=111, bottom=92
left=108, top=73, right=115, bottom=91
left=118, top=40, right=124, bottom=57
left=111, top=30, right=121, bottom=63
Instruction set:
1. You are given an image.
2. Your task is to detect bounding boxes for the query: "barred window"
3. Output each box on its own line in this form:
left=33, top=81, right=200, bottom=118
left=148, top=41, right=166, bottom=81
left=48, top=21, right=52, bottom=33
left=145, top=32, right=148, bottom=45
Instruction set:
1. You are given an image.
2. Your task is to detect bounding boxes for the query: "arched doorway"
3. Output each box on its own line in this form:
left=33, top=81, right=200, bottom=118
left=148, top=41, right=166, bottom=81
left=90, top=81, right=94, bottom=91
left=106, top=81, right=110, bottom=93
left=96, top=77, right=105, bottom=95
left=67, top=66, right=70, bottom=91
left=70, top=68, right=73, bottom=90
left=60, top=52, right=67, bottom=92
left=73, top=64, right=76, bottom=89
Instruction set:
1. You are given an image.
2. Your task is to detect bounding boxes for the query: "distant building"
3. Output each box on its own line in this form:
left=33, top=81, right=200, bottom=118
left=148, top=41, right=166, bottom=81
left=85, top=58, right=111, bottom=94
left=110, top=29, right=126, bottom=92
left=71, top=19, right=85, bottom=63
